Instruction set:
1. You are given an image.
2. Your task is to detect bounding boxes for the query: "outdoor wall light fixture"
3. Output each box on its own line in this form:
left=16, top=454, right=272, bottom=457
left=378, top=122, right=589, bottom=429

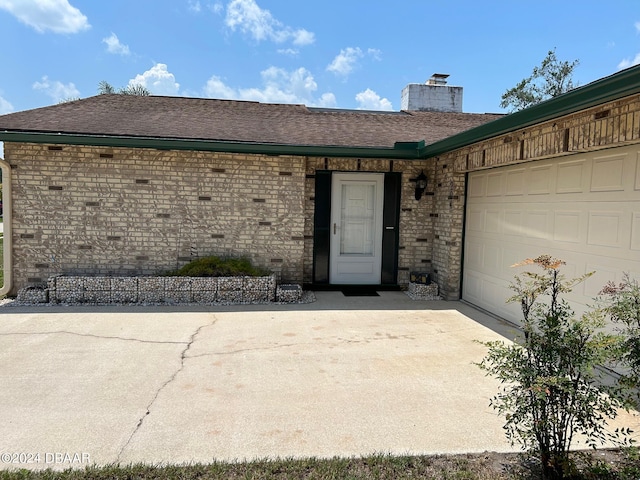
left=411, top=170, right=428, bottom=200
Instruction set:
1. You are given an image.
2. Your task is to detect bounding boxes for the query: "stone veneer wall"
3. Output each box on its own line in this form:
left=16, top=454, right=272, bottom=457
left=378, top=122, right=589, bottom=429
left=6, top=144, right=306, bottom=293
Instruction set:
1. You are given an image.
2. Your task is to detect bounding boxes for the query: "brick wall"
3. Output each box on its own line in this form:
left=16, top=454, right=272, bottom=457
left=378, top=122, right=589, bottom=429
left=6, top=143, right=440, bottom=294
left=5, top=144, right=306, bottom=292
left=447, top=94, right=640, bottom=173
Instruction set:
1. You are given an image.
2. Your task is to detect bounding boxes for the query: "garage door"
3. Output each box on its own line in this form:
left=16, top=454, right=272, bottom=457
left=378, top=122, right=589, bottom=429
left=463, top=144, right=640, bottom=325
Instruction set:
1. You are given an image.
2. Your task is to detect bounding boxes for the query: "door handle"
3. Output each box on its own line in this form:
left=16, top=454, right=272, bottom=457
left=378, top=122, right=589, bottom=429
left=333, top=223, right=336, bottom=234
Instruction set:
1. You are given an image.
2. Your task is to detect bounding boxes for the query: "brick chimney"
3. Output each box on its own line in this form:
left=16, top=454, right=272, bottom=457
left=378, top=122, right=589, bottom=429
left=401, top=73, right=463, bottom=112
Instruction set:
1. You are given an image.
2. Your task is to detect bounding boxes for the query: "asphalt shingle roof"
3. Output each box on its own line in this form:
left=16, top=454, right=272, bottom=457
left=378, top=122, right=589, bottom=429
left=0, top=94, right=503, bottom=149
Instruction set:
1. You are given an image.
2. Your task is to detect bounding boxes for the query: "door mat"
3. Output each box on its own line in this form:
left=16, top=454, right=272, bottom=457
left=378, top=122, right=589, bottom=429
left=341, top=287, right=380, bottom=297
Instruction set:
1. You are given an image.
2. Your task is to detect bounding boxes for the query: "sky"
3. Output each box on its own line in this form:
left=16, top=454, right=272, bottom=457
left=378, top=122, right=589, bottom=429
left=0, top=0, right=639, bottom=119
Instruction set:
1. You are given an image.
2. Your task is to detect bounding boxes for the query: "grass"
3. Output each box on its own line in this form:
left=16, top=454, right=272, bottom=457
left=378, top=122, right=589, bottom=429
left=0, top=450, right=638, bottom=480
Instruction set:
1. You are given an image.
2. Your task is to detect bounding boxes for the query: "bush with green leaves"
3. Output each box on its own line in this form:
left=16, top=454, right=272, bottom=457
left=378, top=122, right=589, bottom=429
left=166, top=256, right=271, bottom=278
left=599, top=273, right=640, bottom=405
left=477, top=255, right=631, bottom=480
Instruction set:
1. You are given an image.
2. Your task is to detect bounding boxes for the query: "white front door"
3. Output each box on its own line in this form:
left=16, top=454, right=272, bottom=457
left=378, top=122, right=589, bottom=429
left=330, top=173, right=384, bottom=284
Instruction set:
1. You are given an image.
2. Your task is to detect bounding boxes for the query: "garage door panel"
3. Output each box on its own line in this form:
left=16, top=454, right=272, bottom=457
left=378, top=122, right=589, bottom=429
left=464, top=145, right=640, bottom=325
left=468, top=174, right=486, bottom=197
left=587, top=211, right=622, bottom=247
left=483, top=244, right=503, bottom=275
left=462, top=271, right=483, bottom=303
left=487, top=173, right=503, bottom=196
left=502, top=245, right=527, bottom=271
left=523, top=210, right=550, bottom=239
left=485, top=210, right=502, bottom=234
left=504, top=210, right=523, bottom=236
left=584, top=263, right=620, bottom=299
left=557, top=159, right=587, bottom=194
left=465, top=241, right=484, bottom=270
left=506, top=169, right=525, bottom=196
left=553, top=211, right=582, bottom=243
left=591, top=155, right=626, bottom=192
left=632, top=212, right=640, bottom=250
left=529, top=165, right=553, bottom=195
left=480, top=277, right=513, bottom=319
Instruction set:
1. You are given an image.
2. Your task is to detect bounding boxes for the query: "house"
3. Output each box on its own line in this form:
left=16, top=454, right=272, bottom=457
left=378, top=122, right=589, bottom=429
left=0, top=66, right=639, bottom=324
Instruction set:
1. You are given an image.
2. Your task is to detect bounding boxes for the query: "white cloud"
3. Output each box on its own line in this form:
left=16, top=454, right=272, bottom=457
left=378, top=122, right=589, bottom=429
left=0, top=0, right=89, bottom=34
left=317, top=93, right=337, bottom=108
left=292, top=29, right=314, bottom=46
left=129, top=64, right=180, bottom=96
left=327, top=47, right=382, bottom=77
left=33, top=76, right=80, bottom=102
left=277, top=48, right=299, bottom=56
left=0, top=95, right=13, bottom=114
left=355, top=89, right=393, bottom=111
left=211, top=2, right=224, bottom=14
left=635, top=21, right=640, bottom=33
left=204, top=66, right=334, bottom=107
left=618, top=53, right=640, bottom=69
left=102, top=33, right=130, bottom=56
left=204, top=75, right=237, bottom=99
left=327, top=47, right=363, bottom=77
left=188, top=1, right=201, bottom=12
left=224, top=0, right=314, bottom=46
left=367, top=48, right=382, bottom=61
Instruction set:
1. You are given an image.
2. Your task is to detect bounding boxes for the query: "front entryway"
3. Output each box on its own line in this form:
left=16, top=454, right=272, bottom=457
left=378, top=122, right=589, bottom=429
left=330, top=173, right=384, bottom=284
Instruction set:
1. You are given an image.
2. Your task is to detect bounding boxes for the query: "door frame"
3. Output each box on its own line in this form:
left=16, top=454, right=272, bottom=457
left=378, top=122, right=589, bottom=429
left=329, top=172, right=384, bottom=284
left=312, top=171, right=401, bottom=286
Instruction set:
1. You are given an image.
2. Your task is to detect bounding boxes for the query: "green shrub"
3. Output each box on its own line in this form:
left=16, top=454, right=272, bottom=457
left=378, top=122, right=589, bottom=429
left=477, top=255, right=631, bottom=480
left=599, top=274, right=640, bottom=407
left=166, top=256, right=270, bottom=277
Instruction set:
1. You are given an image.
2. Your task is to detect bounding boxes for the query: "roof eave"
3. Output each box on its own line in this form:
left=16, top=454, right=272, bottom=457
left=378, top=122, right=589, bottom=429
left=0, top=131, right=426, bottom=160
left=419, top=64, right=640, bottom=158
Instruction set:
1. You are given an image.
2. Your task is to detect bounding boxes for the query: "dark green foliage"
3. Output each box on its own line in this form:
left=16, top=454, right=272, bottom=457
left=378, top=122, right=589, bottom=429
left=477, top=255, right=631, bottom=480
left=166, top=255, right=270, bottom=277
left=500, top=49, right=579, bottom=111
left=599, top=274, right=640, bottom=406
left=97, top=80, right=150, bottom=96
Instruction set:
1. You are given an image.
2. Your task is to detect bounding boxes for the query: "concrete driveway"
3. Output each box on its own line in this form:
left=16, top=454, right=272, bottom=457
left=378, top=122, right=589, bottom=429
left=0, top=291, right=638, bottom=470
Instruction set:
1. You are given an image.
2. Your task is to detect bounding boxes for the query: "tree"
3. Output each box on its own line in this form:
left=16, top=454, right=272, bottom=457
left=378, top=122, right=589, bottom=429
left=500, top=49, right=579, bottom=111
left=98, top=80, right=150, bottom=96
left=477, top=255, right=631, bottom=479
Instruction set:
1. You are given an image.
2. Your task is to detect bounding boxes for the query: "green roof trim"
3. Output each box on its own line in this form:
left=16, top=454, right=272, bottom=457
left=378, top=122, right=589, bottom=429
left=0, top=132, right=426, bottom=159
left=419, top=64, right=640, bottom=158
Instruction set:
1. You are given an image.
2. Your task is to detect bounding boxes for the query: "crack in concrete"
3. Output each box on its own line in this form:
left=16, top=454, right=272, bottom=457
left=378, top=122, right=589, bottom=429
left=187, top=333, right=419, bottom=359
left=189, top=342, right=301, bottom=358
left=115, top=315, right=218, bottom=462
left=0, top=330, right=190, bottom=345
